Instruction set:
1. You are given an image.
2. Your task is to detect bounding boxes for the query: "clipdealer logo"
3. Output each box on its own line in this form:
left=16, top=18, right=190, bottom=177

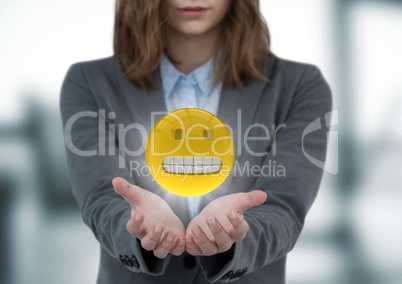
left=302, top=109, right=338, bottom=175
left=63, top=109, right=338, bottom=176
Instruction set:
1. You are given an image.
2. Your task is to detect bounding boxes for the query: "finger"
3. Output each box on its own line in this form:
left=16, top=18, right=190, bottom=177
left=126, top=211, right=145, bottom=238
left=227, top=211, right=249, bottom=241
left=185, top=234, right=203, bottom=256
left=141, top=224, right=164, bottom=251
left=191, top=225, right=218, bottom=256
left=236, top=190, right=267, bottom=214
left=206, top=217, right=233, bottom=253
left=153, top=231, right=176, bottom=259
left=170, top=236, right=185, bottom=256
left=112, top=177, right=144, bottom=205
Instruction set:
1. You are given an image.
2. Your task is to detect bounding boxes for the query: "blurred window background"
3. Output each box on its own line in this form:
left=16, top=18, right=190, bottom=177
left=1, top=0, right=401, bottom=283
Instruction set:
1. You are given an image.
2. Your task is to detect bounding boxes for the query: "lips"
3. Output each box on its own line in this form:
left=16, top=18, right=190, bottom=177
left=162, top=156, right=222, bottom=174
left=177, top=6, right=210, bottom=18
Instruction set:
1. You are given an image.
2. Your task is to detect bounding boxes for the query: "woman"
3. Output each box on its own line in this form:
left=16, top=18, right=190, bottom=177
left=60, top=0, right=332, bottom=283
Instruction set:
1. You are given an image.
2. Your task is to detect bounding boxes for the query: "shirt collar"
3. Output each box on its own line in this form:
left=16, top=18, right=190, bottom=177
left=159, top=53, right=216, bottom=98
left=159, top=54, right=181, bottom=99
left=192, top=57, right=215, bottom=95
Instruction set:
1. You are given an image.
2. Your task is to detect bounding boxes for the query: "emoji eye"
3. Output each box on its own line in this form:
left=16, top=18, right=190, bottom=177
left=203, top=129, right=212, bottom=140
left=174, top=129, right=183, bottom=140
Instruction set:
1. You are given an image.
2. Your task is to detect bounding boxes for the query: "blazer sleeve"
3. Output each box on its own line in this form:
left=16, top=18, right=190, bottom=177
left=59, top=62, right=171, bottom=276
left=198, top=64, right=333, bottom=282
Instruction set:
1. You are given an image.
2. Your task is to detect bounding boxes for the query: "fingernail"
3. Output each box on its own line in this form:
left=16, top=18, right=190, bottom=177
left=193, top=227, right=201, bottom=236
left=179, top=240, right=185, bottom=246
left=207, top=218, right=216, bottom=226
left=155, top=226, right=162, bottom=233
left=186, top=236, right=192, bottom=243
left=229, top=211, right=237, bottom=220
left=135, top=214, right=142, bottom=221
left=167, top=235, right=173, bottom=242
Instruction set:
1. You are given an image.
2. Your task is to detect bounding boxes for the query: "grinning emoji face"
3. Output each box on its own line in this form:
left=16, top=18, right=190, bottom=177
left=145, top=108, right=234, bottom=197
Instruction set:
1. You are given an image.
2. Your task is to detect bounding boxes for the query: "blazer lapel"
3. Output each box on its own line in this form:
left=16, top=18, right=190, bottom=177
left=217, top=78, right=267, bottom=156
left=198, top=80, right=267, bottom=208
left=200, top=56, right=277, bottom=209
left=114, top=63, right=194, bottom=224
left=115, top=63, right=168, bottom=132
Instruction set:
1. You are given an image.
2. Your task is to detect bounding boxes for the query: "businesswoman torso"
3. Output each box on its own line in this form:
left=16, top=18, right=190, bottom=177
left=60, top=1, right=332, bottom=283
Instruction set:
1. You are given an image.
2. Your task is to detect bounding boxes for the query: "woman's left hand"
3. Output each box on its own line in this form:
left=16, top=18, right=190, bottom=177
left=185, top=190, right=267, bottom=256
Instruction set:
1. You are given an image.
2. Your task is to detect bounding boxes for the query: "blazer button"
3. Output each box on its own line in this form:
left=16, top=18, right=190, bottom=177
left=231, top=269, right=244, bottom=279
left=119, top=254, right=140, bottom=269
left=221, top=270, right=234, bottom=280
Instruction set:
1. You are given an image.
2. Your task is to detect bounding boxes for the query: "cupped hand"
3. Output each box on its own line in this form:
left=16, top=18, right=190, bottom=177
left=185, top=190, right=267, bottom=256
left=112, top=177, right=186, bottom=259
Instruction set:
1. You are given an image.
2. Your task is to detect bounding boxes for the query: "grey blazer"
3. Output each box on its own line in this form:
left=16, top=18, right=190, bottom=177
left=60, top=55, right=332, bottom=284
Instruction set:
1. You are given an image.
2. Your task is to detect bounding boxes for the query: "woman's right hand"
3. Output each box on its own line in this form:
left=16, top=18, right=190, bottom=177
left=112, top=177, right=186, bottom=259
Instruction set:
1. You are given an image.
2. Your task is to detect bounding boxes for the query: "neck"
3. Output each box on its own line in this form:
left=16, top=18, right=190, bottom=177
left=165, top=26, right=222, bottom=74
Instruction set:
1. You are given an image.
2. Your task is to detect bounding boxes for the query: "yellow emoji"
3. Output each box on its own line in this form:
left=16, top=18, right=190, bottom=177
left=146, top=108, right=234, bottom=197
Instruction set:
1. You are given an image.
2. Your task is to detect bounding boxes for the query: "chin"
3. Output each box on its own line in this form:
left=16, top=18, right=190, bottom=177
left=176, top=24, right=212, bottom=36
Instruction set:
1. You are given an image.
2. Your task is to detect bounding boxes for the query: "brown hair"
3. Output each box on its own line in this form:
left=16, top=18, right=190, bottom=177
left=114, top=0, right=272, bottom=91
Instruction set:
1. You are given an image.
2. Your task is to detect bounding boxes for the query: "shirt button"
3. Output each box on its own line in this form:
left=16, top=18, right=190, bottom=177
left=189, top=76, right=197, bottom=86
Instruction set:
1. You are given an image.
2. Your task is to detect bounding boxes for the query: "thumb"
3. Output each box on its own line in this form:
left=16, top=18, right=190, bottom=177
left=236, top=190, right=267, bottom=214
left=112, top=177, right=143, bottom=205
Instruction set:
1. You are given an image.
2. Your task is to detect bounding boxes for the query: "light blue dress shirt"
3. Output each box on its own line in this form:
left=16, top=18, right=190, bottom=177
left=159, top=54, right=222, bottom=219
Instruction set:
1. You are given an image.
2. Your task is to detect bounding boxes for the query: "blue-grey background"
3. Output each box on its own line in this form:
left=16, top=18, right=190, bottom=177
left=1, top=0, right=401, bottom=283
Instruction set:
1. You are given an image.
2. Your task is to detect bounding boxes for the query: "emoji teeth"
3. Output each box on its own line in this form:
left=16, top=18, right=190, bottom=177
left=162, top=156, right=222, bottom=174
left=163, top=156, right=174, bottom=165
left=163, top=156, right=222, bottom=166
left=194, top=157, right=203, bottom=166
left=162, top=164, right=221, bottom=175
left=174, top=156, right=184, bottom=164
